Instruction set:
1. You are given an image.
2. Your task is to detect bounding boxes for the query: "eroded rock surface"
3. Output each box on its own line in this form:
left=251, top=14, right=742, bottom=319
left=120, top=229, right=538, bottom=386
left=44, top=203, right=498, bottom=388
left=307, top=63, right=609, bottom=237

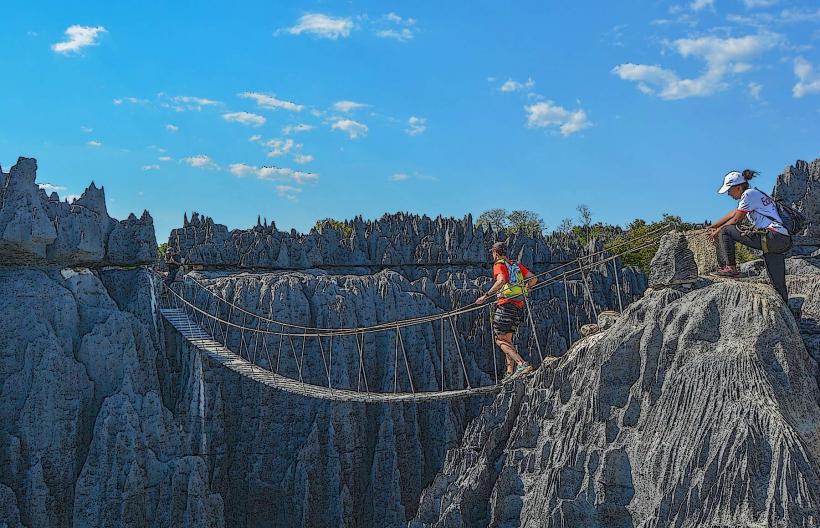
left=0, top=157, right=156, bottom=265
left=412, top=279, right=820, bottom=528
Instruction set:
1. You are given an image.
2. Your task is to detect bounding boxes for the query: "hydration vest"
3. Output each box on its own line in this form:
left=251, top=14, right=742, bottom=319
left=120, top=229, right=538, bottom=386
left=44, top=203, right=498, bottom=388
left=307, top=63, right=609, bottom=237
left=496, top=257, right=528, bottom=300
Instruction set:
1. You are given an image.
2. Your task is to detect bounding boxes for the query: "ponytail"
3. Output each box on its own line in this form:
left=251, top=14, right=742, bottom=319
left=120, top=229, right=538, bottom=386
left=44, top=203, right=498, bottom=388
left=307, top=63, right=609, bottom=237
left=741, top=169, right=758, bottom=181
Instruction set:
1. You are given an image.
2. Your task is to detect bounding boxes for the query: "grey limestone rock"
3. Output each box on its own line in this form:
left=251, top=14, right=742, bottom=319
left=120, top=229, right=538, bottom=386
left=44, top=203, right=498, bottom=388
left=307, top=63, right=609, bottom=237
left=412, top=280, right=820, bottom=528
left=0, top=157, right=157, bottom=266
left=648, top=231, right=699, bottom=287
left=774, top=157, right=820, bottom=237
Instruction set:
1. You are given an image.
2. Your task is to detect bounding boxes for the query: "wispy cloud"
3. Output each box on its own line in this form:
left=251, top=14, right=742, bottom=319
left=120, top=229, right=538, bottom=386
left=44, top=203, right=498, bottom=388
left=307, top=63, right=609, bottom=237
left=391, top=173, right=411, bottom=182
left=142, top=164, right=160, bottom=171
left=524, top=101, right=590, bottom=136
left=239, top=92, right=304, bottom=112
left=182, top=155, right=219, bottom=170
left=376, top=12, right=417, bottom=41
left=113, top=97, right=149, bottom=105
left=52, top=25, right=107, bottom=54
left=282, top=123, right=314, bottom=134
left=163, top=95, right=222, bottom=112
left=499, top=77, right=536, bottom=92
left=612, top=32, right=782, bottom=99
left=405, top=116, right=426, bottom=136
left=793, top=57, right=820, bottom=97
left=332, top=118, right=368, bottom=139
left=264, top=138, right=298, bottom=157
left=80, top=126, right=93, bottom=133
left=293, top=153, right=314, bottom=164
left=390, top=172, right=437, bottom=183
left=87, top=140, right=102, bottom=147
left=276, top=184, right=302, bottom=201
left=689, top=0, right=714, bottom=12
left=158, top=156, right=172, bottom=161
left=38, top=183, right=67, bottom=194
left=222, top=111, right=266, bottom=126
left=282, top=13, right=354, bottom=39
left=333, top=100, right=368, bottom=112
left=166, top=124, right=179, bottom=132
left=747, top=82, right=764, bottom=100
left=229, top=163, right=319, bottom=184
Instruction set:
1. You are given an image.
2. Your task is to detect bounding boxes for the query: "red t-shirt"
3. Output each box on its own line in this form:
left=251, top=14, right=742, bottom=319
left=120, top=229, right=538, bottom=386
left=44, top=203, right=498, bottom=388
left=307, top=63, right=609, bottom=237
left=492, top=259, right=529, bottom=308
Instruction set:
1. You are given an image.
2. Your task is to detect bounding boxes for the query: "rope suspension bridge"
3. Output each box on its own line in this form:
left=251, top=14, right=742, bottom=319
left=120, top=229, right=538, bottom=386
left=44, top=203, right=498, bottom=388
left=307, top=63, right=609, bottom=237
left=156, top=224, right=676, bottom=402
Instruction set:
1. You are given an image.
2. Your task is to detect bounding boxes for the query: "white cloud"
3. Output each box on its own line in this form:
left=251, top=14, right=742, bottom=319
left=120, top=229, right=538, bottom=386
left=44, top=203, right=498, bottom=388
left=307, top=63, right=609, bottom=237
left=166, top=124, right=179, bottom=132
left=113, top=97, right=149, bottom=105
left=164, top=95, right=221, bottom=112
left=743, top=0, right=779, bottom=7
left=182, top=155, right=219, bottom=169
left=332, top=100, right=368, bottom=112
left=293, top=153, right=314, bottom=164
left=159, top=156, right=172, bottom=161
left=239, top=92, right=304, bottom=112
left=249, top=134, right=262, bottom=142
left=38, top=183, right=67, bottom=194
left=283, top=14, right=353, bottom=39
left=524, top=101, right=591, bottom=136
left=80, top=126, right=93, bottom=133
left=87, top=140, right=102, bottom=147
left=747, top=82, right=763, bottom=100
left=231, top=163, right=319, bottom=184
left=690, top=0, right=714, bottom=12
left=377, top=28, right=414, bottom=42
left=391, top=173, right=411, bottom=182
left=793, top=57, right=820, bottom=97
left=405, top=116, right=426, bottom=136
left=780, top=8, right=820, bottom=24
left=282, top=123, right=314, bottom=134
left=377, top=12, right=416, bottom=41
left=142, top=164, right=160, bottom=171
left=276, top=185, right=302, bottom=201
left=51, top=25, right=107, bottom=54
left=265, top=138, right=297, bottom=157
left=612, top=32, right=782, bottom=99
left=332, top=118, right=368, bottom=139
left=222, top=111, right=266, bottom=126
left=499, top=77, right=535, bottom=92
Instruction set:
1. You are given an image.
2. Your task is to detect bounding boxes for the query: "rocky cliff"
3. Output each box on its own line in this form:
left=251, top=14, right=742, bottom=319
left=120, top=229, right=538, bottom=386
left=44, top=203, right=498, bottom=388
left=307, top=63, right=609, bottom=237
left=0, top=157, right=156, bottom=266
left=411, top=237, right=820, bottom=528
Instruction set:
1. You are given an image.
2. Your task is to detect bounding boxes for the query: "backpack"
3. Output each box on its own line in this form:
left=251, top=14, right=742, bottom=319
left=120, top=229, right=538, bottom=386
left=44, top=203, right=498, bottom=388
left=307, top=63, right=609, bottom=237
left=755, top=187, right=805, bottom=235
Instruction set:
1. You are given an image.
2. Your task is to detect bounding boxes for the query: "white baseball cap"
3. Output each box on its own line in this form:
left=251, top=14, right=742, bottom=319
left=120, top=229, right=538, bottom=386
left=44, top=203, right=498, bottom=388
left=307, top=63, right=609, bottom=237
left=717, top=171, right=745, bottom=194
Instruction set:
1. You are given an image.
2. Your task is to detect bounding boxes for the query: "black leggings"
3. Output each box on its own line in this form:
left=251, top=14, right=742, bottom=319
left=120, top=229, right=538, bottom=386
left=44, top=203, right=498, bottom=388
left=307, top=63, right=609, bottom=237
left=717, top=225, right=791, bottom=302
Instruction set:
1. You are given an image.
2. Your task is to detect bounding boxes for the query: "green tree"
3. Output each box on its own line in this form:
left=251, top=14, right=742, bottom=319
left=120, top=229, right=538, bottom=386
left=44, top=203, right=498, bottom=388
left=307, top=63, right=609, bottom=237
left=476, top=208, right=509, bottom=231
left=507, top=210, right=546, bottom=236
left=157, top=242, right=168, bottom=261
left=314, top=218, right=353, bottom=237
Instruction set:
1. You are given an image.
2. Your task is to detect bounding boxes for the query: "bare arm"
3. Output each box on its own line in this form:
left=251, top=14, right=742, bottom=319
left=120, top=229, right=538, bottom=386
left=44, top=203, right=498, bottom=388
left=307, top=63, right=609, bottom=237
left=707, top=210, right=747, bottom=240
left=476, top=275, right=507, bottom=304
left=524, top=269, right=537, bottom=289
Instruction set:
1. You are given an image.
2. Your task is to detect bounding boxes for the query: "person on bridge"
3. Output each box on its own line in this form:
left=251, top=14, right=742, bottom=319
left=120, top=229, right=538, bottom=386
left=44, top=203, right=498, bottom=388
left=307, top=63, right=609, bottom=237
left=164, top=247, right=182, bottom=286
left=475, top=241, right=538, bottom=381
left=707, top=169, right=792, bottom=302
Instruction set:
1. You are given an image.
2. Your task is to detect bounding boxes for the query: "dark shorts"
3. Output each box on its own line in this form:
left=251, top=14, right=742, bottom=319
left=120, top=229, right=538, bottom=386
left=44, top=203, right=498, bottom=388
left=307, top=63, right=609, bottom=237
left=493, top=303, right=524, bottom=335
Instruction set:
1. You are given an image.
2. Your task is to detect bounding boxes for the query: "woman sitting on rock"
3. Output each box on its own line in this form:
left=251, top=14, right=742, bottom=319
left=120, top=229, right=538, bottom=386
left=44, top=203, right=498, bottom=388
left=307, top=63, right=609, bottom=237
left=707, top=169, right=791, bottom=301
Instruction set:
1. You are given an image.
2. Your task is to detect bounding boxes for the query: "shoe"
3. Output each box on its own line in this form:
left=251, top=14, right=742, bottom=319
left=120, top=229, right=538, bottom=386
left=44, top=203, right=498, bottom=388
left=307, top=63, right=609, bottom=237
left=712, top=266, right=740, bottom=278
left=512, top=362, right=534, bottom=378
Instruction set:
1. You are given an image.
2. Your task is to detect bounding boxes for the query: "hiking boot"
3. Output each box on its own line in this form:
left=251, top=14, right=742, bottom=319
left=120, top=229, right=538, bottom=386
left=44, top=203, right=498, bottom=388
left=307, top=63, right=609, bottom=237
left=712, top=266, right=740, bottom=278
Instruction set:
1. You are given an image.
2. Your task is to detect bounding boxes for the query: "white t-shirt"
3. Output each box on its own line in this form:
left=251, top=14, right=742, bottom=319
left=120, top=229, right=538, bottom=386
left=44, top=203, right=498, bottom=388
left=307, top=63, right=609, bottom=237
left=738, top=188, right=788, bottom=235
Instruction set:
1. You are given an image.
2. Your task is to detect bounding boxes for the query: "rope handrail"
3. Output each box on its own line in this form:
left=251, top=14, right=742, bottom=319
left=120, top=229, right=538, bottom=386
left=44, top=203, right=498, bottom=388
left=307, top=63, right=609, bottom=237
left=160, top=222, right=675, bottom=335
left=156, top=231, right=668, bottom=338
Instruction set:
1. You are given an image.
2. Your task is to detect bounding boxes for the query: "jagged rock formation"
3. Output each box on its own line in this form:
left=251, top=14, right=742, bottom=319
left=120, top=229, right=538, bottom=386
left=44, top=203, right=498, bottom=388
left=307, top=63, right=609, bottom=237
left=774, top=157, right=820, bottom=237
left=411, top=278, right=820, bottom=527
left=0, top=157, right=156, bottom=265
left=168, top=212, right=594, bottom=271
left=0, top=268, right=223, bottom=527
left=647, top=232, right=698, bottom=287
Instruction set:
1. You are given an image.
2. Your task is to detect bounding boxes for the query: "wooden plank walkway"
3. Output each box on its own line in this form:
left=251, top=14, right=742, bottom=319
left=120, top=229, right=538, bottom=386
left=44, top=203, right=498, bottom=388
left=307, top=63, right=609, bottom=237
left=160, top=308, right=502, bottom=403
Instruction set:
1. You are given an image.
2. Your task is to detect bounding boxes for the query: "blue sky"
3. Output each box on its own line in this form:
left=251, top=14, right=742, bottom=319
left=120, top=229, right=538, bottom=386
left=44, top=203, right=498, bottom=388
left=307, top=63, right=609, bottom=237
left=1, top=1, right=819, bottom=239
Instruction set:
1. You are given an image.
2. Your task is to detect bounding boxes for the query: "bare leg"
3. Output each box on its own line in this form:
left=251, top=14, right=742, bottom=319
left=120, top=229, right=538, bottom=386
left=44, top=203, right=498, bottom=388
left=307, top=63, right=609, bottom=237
left=495, top=333, right=525, bottom=367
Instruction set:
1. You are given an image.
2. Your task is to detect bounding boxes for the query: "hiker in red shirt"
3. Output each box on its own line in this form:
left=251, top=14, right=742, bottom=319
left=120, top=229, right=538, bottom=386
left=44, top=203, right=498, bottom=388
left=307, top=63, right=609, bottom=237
left=476, top=241, right=538, bottom=382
